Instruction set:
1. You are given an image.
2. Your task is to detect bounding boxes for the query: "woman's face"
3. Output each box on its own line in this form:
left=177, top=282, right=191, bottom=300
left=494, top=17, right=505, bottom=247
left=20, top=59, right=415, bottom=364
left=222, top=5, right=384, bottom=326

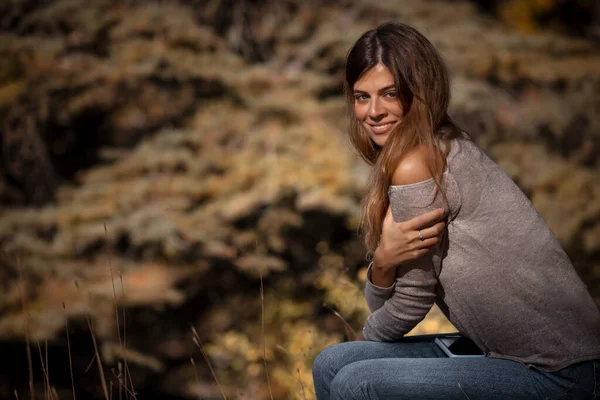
left=353, top=63, right=404, bottom=147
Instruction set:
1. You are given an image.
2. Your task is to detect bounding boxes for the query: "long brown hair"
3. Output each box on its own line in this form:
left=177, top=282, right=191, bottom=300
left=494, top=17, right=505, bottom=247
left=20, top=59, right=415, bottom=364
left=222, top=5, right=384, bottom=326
left=344, top=22, right=461, bottom=254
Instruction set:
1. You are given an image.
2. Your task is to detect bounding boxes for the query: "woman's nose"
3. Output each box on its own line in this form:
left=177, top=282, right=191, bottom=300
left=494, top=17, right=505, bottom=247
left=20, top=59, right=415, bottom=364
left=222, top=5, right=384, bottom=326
left=368, top=97, right=386, bottom=120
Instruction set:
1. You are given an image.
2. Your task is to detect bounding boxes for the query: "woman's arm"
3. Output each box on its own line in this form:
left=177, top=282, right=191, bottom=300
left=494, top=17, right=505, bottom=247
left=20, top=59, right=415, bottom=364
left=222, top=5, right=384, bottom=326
left=370, top=207, right=445, bottom=288
left=363, top=146, right=449, bottom=341
left=365, top=146, right=446, bottom=311
left=363, top=256, right=438, bottom=341
left=364, top=208, right=445, bottom=312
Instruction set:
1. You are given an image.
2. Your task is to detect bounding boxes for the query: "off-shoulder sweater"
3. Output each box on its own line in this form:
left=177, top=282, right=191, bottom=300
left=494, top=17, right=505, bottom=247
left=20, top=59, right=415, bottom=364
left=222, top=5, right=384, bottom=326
left=363, top=133, right=600, bottom=372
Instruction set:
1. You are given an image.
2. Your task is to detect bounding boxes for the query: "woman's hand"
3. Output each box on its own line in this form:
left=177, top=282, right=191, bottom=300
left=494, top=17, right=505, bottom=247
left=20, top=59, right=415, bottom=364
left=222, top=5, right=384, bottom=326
left=373, top=207, right=446, bottom=272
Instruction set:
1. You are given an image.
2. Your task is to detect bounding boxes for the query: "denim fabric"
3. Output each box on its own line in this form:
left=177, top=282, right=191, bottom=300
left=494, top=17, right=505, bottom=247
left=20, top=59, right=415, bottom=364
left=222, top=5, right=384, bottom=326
left=313, top=335, right=599, bottom=399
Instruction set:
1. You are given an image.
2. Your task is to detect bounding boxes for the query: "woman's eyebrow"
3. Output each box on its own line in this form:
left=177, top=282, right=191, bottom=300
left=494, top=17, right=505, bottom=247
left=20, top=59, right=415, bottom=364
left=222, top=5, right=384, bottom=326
left=378, top=85, right=396, bottom=92
left=353, top=84, right=396, bottom=94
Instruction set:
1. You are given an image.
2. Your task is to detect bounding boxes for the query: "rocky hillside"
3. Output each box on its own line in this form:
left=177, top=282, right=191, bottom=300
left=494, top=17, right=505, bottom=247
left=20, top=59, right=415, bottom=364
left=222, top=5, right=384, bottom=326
left=0, top=0, right=599, bottom=398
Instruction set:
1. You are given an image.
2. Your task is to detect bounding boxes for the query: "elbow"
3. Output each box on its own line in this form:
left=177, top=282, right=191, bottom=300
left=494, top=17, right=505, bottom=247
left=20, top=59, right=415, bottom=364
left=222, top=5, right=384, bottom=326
left=366, top=296, right=386, bottom=313
left=363, top=313, right=415, bottom=342
left=363, top=295, right=435, bottom=342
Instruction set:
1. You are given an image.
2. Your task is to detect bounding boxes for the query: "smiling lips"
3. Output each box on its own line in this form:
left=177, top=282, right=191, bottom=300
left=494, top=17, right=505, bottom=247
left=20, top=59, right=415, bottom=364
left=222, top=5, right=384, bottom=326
left=368, top=121, right=397, bottom=134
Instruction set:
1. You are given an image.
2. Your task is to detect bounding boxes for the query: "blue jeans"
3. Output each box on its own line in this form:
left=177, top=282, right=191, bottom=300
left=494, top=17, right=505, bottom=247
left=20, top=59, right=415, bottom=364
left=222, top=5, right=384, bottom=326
left=313, top=335, right=599, bottom=399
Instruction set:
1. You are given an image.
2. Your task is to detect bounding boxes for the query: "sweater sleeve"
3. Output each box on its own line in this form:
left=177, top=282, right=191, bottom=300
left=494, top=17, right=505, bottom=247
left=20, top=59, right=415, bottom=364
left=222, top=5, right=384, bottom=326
left=363, top=177, right=453, bottom=341
left=364, top=261, right=396, bottom=312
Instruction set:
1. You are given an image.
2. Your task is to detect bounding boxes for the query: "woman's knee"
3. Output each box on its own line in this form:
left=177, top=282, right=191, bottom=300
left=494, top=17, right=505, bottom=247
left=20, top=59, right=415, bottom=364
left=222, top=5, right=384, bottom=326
left=313, top=342, right=367, bottom=381
left=313, top=342, right=344, bottom=380
left=329, top=362, right=375, bottom=400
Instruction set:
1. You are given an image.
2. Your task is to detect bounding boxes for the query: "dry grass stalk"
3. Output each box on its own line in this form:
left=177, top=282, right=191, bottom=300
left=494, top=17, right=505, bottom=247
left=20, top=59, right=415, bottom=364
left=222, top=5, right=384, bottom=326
left=26, top=335, right=34, bottom=400
left=76, top=275, right=108, bottom=400
left=86, top=316, right=110, bottom=400
left=74, top=279, right=112, bottom=399
left=43, top=263, right=51, bottom=400
left=34, top=341, right=50, bottom=399
left=62, top=302, right=76, bottom=400
left=119, top=273, right=135, bottom=399
left=104, top=222, right=136, bottom=399
left=324, top=306, right=356, bottom=339
left=108, top=364, right=122, bottom=400
left=109, top=267, right=132, bottom=398
left=296, top=368, right=307, bottom=400
left=110, top=362, right=137, bottom=400
left=45, top=340, right=49, bottom=399
left=259, top=272, right=274, bottom=400
left=15, top=255, right=35, bottom=400
left=118, top=362, right=123, bottom=400
left=84, top=353, right=96, bottom=374
left=189, top=356, right=202, bottom=400
left=190, top=326, right=226, bottom=399
left=105, top=222, right=134, bottom=398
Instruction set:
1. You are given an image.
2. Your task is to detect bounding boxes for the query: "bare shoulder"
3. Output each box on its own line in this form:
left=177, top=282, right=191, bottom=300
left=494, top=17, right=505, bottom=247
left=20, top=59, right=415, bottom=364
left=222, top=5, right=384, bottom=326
left=391, top=145, right=439, bottom=186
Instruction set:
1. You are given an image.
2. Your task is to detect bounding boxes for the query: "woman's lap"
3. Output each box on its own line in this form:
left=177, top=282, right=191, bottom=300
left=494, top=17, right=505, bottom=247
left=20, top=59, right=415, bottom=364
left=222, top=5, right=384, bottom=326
left=313, top=336, right=599, bottom=400
left=328, top=356, right=539, bottom=400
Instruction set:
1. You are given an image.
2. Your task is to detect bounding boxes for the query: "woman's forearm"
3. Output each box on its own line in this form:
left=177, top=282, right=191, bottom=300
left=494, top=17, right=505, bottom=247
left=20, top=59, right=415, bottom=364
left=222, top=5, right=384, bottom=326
left=369, top=207, right=445, bottom=288
left=370, top=251, right=396, bottom=287
left=363, top=255, right=438, bottom=341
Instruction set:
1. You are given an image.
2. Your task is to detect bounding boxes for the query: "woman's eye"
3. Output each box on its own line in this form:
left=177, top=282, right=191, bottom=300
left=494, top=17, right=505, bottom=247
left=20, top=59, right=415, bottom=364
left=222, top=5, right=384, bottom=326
left=354, top=94, right=369, bottom=101
left=384, top=91, right=397, bottom=98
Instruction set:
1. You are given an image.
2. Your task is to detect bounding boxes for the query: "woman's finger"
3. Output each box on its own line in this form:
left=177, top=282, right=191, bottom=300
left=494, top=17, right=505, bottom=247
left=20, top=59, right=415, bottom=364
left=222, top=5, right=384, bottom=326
left=413, top=236, right=440, bottom=250
left=417, top=221, right=445, bottom=240
left=405, top=208, right=445, bottom=230
left=405, top=248, right=432, bottom=262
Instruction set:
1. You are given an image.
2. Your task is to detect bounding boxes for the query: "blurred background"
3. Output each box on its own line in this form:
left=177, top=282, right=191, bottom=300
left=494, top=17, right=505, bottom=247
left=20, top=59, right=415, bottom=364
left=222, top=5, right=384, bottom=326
left=0, top=0, right=599, bottom=398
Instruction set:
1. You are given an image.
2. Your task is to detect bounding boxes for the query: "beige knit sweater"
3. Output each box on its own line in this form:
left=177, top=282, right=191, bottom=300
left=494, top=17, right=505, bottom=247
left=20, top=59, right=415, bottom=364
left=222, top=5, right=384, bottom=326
left=363, top=133, right=600, bottom=372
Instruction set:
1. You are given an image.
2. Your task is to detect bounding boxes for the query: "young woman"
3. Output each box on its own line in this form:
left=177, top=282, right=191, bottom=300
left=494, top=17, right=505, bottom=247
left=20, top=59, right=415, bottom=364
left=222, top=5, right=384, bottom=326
left=313, top=22, right=600, bottom=399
